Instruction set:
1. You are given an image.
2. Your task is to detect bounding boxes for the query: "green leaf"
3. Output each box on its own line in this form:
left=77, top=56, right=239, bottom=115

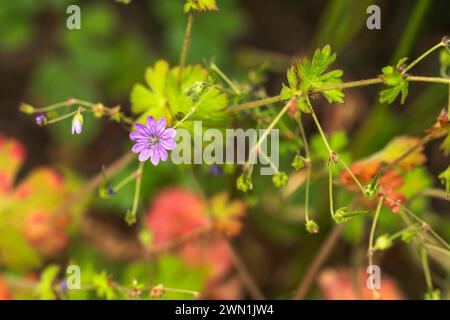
left=379, top=61, right=409, bottom=104
left=281, top=45, right=345, bottom=111
left=184, top=0, right=219, bottom=13
left=93, top=271, right=117, bottom=300
left=130, top=60, right=231, bottom=132
left=35, top=265, right=60, bottom=300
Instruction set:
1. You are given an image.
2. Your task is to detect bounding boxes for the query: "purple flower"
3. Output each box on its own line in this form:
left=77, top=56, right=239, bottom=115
left=129, top=116, right=177, bottom=165
left=35, top=113, right=46, bottom=126
left=210, top=165, right=223, bottom=175
left=71, top=113, right=83, bottom=135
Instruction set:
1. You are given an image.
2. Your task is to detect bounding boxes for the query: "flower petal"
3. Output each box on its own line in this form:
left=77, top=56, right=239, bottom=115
left=158, top=146, right=168, bottom=161
left=161, top=128, right=177, bottom=139
left=146, top=116, right=156, bottom=131
left=129, top=132, right=147, bottom=141
left=134, top=123, right=149, bottom=135
left=155, top=118, right=167, bottom=135
left=132, top=143, right=147, bottom=153
left=138, top=149, right=151, bottom=161
left=159, top=138, right=177, bottom=150
left=150, top=149, right=160, bottom=165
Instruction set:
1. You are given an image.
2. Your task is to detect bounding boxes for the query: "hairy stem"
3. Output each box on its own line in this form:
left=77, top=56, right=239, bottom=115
left=46, top=109, right=82, bottom=125
left=368, top=196, right=384, bottom=299
left=210, top=62, right=241, bottom=95
left=228, top=76, right=450, bottom=112
left=127, top=162, right=144, bottom=224
left=297, top=115, right=311, bottom=221
left=328, top=164, right=334, bottom=218
left=402, top=41, right=444, bottom=75
left=419, top=248, right=434, bottom=292
left=178, top=12, right=194, bottom=83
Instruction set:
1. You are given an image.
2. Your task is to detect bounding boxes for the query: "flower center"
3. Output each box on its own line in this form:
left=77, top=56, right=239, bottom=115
left=149, top=134, right=160, bottom=146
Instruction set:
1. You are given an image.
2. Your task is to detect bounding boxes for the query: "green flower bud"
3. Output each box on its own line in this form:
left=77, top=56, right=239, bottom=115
left=272, top=171, right=288, bottom=188
left=305, top=220, right=320, bottom=234
left=333, top=207, right=351, bottom=224
left=184, top=81, right=207, bottom=102
left=19, top=103, right=35, bottom=114
left=374, top=234, right=393, bottom=251
left=92, top=103, right=105, bottom=118
left=291, top=154, right=305, bottom=171
left=125, top=209, right=137, bottom=225
left=424, top=289, right=441, bottom=300
left=400, top=230, right=416, bottom=244
left=364, top=172, right=381, bottom=199
left=333, top=207, right=369, bottom=224
left=237, top=173, right=253, bottom=192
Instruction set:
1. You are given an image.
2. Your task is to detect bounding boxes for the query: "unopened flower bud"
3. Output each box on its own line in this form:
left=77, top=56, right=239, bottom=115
left=305, top=220, right=319, bottom=234
left=237, top=173, right=253, bottom=192
left=291, top=154, right=305, bottom=171
left=71, top=112, right=83, bottom=135
left=20, top=103, right=35, bottom=114
left=35, top=113, right=47, bottom=126
left=92, top=103, right=105, bottom=118
left=150, top=284, right=164, bottom=299
left=272, top=171, right=288, bottom=188
left=374, top=234, right=393, bottom=251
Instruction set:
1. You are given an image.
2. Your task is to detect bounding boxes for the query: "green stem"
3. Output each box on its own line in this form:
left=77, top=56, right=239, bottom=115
left=297, top=114, right=311, bottom=222
left=424, top=243, right=450, bottom=257
left=210, top=62, right=241, bottom=95
left=338, top=158, right=365, bottom=193
left=46, top=109, right=82, bottom=125
left=407, top=76, right=450, bottom=84
left=398, top=203, right=450, bottom=250
left=259, top=149, right=279, bottom=173
left=402, top=41, right=444, bottom=75
left=328, top=164, right=334, bottom=218
left=173, top=88, right=212, bottom=129
left=247, top=103, right=290, bottom=176
left=33, top=100, right=75, bottom=113
left=419, top=248, right=433, bottom=292
left=126, top=162, right=144, bottom=224
left=113, top=171, right=138, bottom=193
left=72, top=99, right=94, bottom=108
left=227, top=95, right=283, bottom=113
left=227, top=76, right=449, bottom=113
left=307, top=98, right=333, bottom=155
left=178, top=12, right=194, bottom=83
left=368, top=197, right=384, bottom=267
left=305, top=168, right=311, bottom=222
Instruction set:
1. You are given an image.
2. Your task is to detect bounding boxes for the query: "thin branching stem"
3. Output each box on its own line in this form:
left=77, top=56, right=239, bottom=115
left=402, top=41, right=445, bottom=74
left=178, top=12, right=194, bottom=83
left=419, top=248, right=434, bottom=292
left=368, top=196, right=384, bottom=299
left=227, top=76, right=450, bottom=112
left=210, top=62, right=241, bottom=95
left=296, top=114, right=311, bottom=221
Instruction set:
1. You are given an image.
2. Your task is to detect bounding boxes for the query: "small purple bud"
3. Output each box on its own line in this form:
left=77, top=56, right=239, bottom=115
left=71, top=113, right=83, bottom=135
left=107, top=183, right=116, bottom=196
left=210, top=165, right=223, bottom=175
left=60, top=280, right=67, bottom=292
left=35, top=113, right=46, bottom=126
